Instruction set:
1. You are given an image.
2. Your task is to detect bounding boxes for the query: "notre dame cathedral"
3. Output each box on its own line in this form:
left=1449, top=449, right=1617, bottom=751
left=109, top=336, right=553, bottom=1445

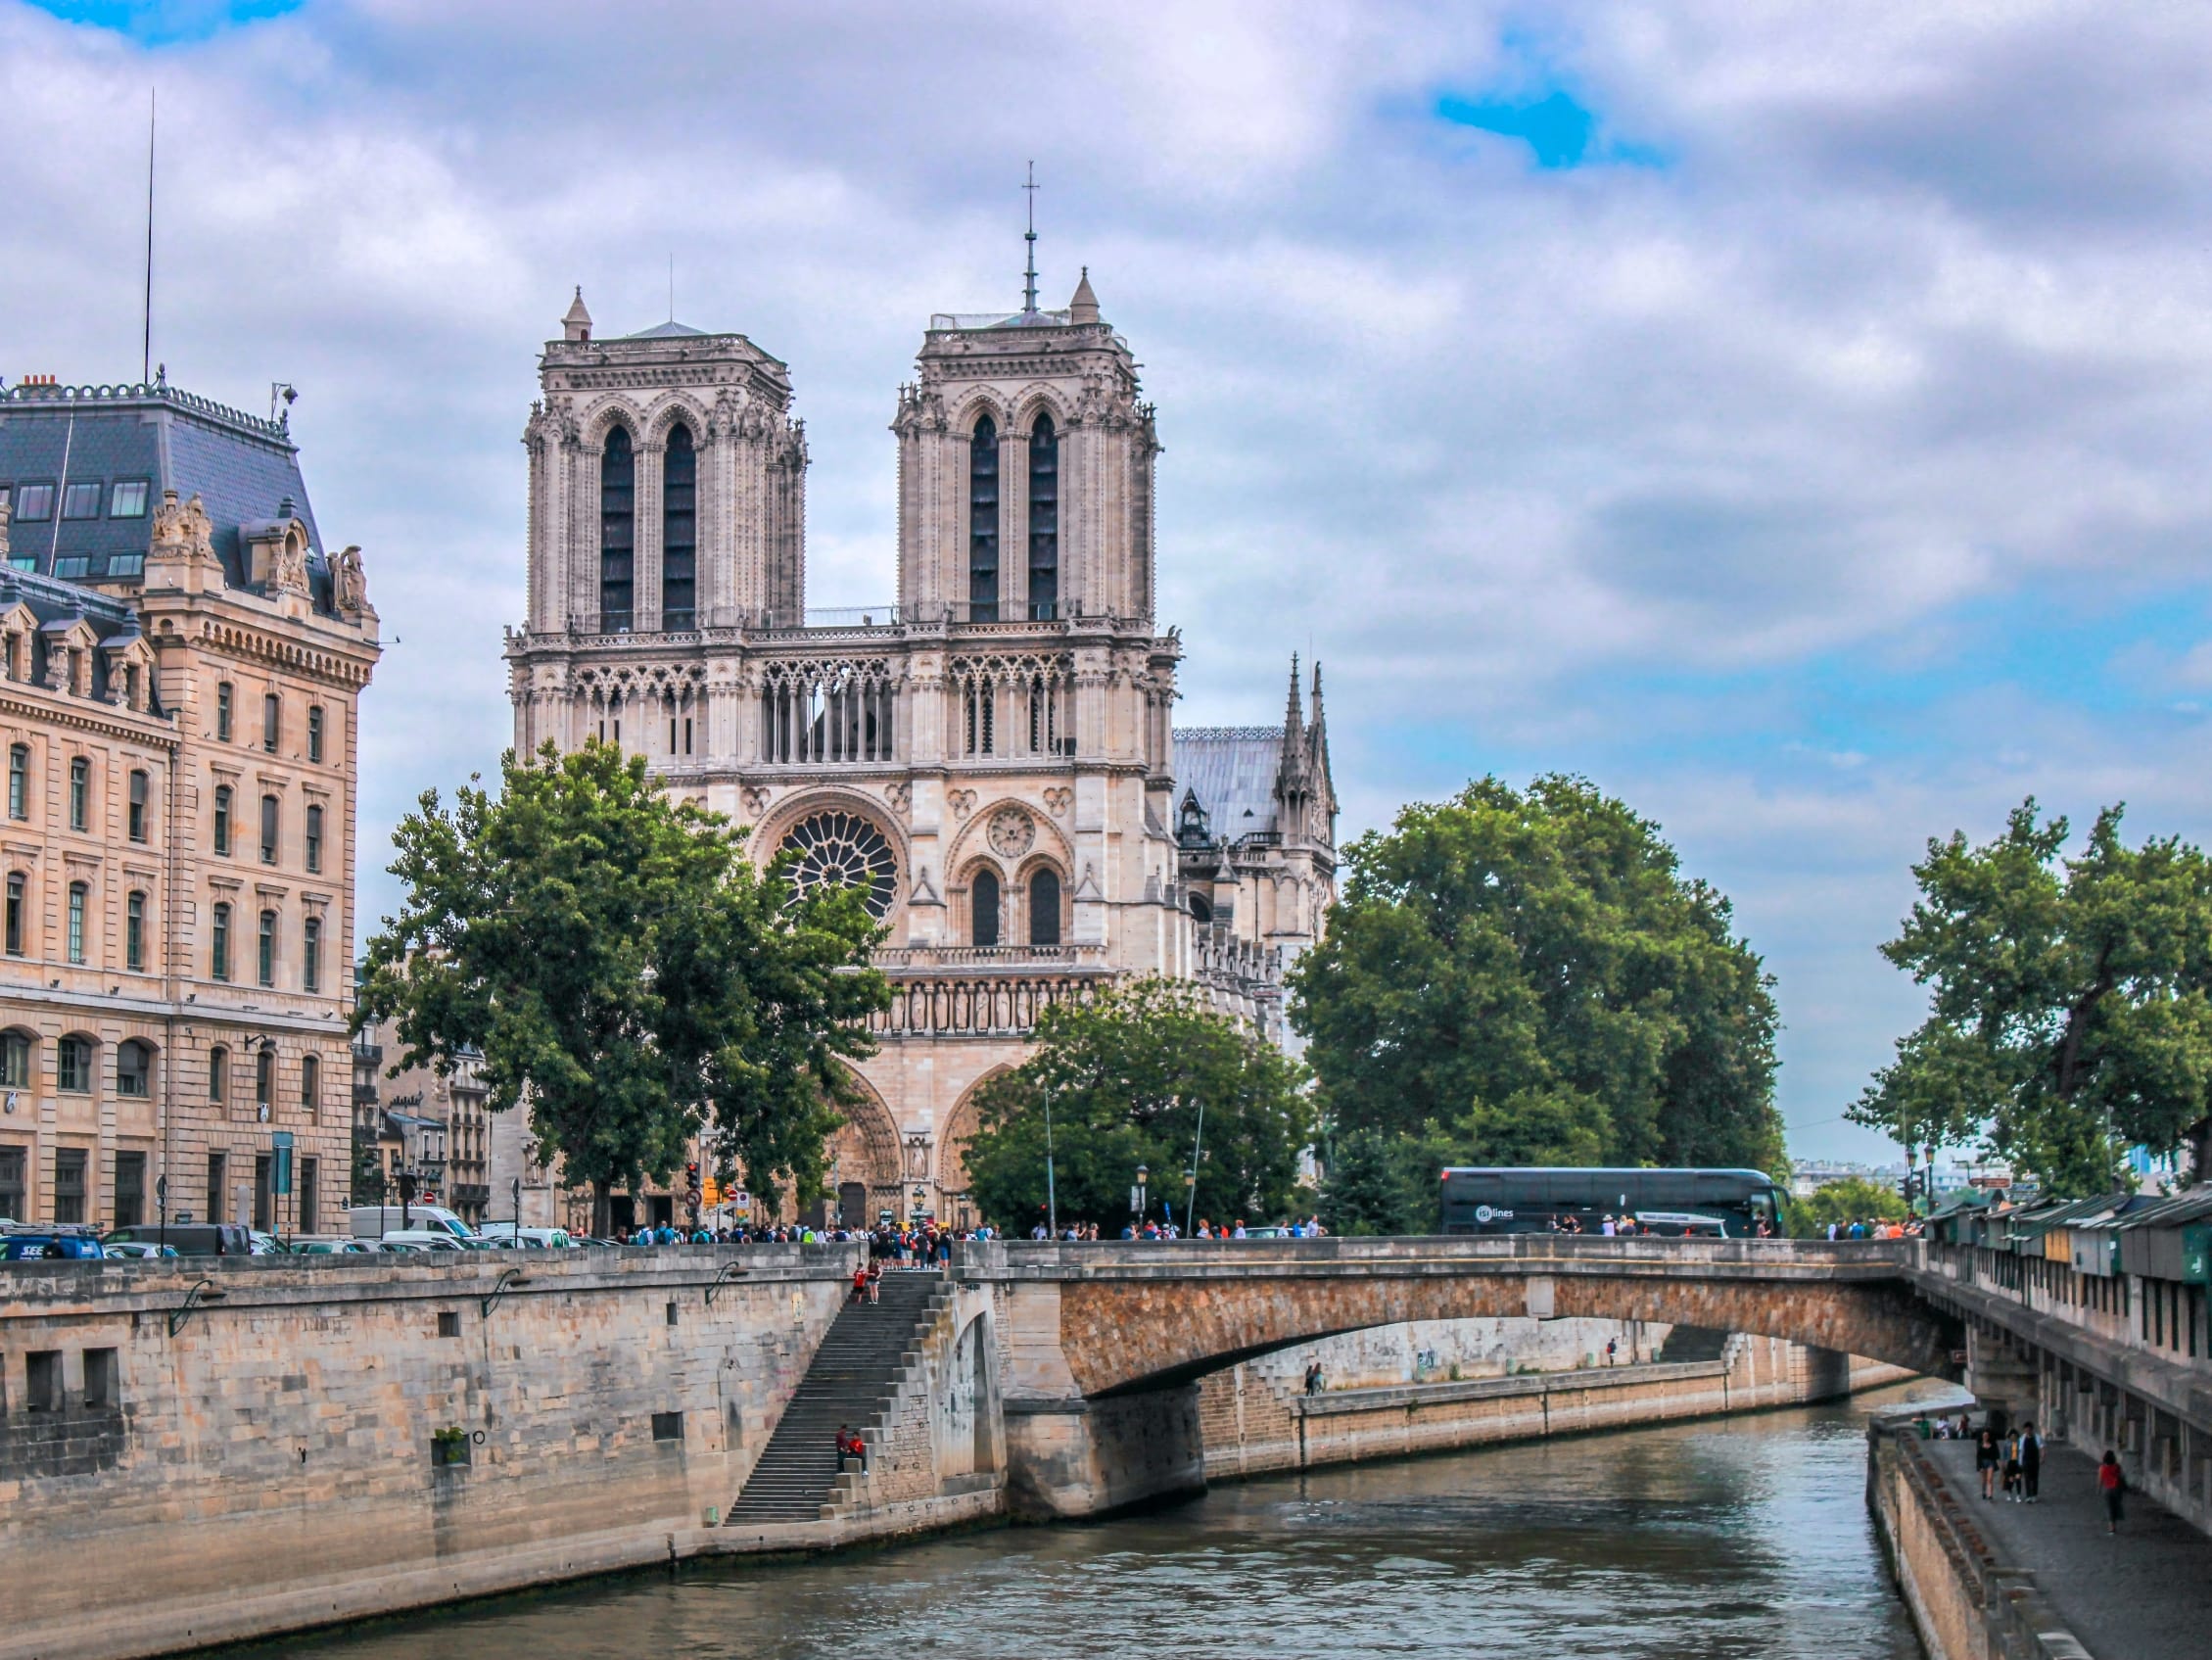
left=505, top=258, right=1337, bottom=1228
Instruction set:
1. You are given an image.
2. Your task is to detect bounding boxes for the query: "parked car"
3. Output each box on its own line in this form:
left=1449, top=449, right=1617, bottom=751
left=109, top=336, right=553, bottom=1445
left=476, top=1225, right=572, bottom=1249
left=380, top=1230, right=465, bottom=1251
left=346, top=1206, right=476, bottom=1244
left=102, top=1224, right=254, bottom=1257
left=290, top=1236, right=375, bottom=1255
left=103, top=1241, right=180, bottom=1258
left=3, top=1226, right=106, bottom=1260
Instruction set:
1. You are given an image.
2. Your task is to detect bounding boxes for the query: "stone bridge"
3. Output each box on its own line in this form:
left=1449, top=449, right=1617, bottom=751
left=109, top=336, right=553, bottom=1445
left=954, top=1236, right=1959, bottom=1516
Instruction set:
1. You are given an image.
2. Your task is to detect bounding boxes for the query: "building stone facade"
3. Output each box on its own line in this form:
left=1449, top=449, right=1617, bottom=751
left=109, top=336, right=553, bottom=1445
left=505, top=269, right=1334, bottom=1228
left=0, top=379, right=379, bottom=1233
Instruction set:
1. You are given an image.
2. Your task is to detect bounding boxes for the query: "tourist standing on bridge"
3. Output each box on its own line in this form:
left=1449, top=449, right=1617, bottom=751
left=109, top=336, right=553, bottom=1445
left=2097, top=1449, right=2125, bottom=1532
left=1976, top=1427, right=2000, bottom=1499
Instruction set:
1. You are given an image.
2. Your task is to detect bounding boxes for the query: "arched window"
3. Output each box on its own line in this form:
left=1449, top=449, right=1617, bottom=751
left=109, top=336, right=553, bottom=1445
left=257, top=910, right=276, bottom=987
left=66, top=881, right=86, bottom=964
left=128, top=768, right=149, bottom=842
left=301, top=1052, right=319, bottom=1115
left=303, top=915, right=322, bottom=993
left=126, top=890, right=146, bottom=972
left=968, top=414, right=1000, bottom=622
left=971, top=868, right=1001, bottom=948
left=305, top=804, right=324, bottom=874
left=600, top=425, right=635, bottom=631
left=210, top=902, right=231, bottom=981
left=1029, top=868, right=1062, bottom=947
left=68, top=756, right=88, bottom=830
left=663, top=423, right=696, bottom=630
left=213, top=784, right=233, bottom=855
left=1, top=1028, right=32, bottom=1088
left=1028, top=413, right=1058, bottom=620
left=8, top=743, right=26, bottom=820
left=208, top=1044, right=228, bottom=1104
left=1188, top=891, right=1213, bottom=925
left=117, top=1039, right=152, bottom=1099
left=57, top=1034, right=92, bottom=1094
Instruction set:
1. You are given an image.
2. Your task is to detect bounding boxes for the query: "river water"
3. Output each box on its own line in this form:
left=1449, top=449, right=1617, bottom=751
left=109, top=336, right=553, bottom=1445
left=264, top=1380, right=1961, bottom=1660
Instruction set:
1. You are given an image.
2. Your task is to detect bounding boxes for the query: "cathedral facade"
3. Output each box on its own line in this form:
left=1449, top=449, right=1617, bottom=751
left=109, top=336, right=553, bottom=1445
left=505, top=269, right=1335, bottom=1229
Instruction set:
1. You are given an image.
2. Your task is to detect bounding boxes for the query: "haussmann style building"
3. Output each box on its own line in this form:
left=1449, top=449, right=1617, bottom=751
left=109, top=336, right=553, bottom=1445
left=504, top=261, right=1336, bottom=1233
left=0, top=375, right=379, bottom=1235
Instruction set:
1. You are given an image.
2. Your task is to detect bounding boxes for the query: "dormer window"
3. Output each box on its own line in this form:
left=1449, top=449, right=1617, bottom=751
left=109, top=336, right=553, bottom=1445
left=110, top=481, right=150, bottom=518
left=61, top=483, right=102, bottom=520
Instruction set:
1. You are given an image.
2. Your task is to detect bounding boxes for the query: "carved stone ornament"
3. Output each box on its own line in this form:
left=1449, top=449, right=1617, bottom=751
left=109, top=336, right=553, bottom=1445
left=739, top=785, right=770, bottom=819
left=272, top=535, right=310, bottom=598
left=150, top=490, right=216, bottom=563
left=330, top=545, right=369, bottom=615
left=948, top=788, right=977, bottom=821
left=884, top=782, right=912, bottom=821
left=1042, top=786, right=1072, bottom=818
left=987, top=807, right=1035, bottom=859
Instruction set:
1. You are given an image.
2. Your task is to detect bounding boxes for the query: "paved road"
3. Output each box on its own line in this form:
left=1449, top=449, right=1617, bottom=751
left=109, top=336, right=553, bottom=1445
left=1924, top=1435, right=2211, bottom=1660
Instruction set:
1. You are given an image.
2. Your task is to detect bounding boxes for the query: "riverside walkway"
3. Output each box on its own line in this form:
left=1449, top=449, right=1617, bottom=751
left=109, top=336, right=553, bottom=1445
left=1922, top=1436, right=2212, bottom=1660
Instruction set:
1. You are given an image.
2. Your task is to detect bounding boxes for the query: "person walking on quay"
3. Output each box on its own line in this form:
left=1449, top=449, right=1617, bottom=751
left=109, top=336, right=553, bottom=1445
left=1303, top=1360, right=1324, bottom=1397
left=2097, top=1449, right=2125, bottom=1534
left=2002, top=1430, right=2024, bottom=1501
left=2019, top=1420, right=2043, bottom=1503
left=1976, top=1426, right=2000, bottom=1499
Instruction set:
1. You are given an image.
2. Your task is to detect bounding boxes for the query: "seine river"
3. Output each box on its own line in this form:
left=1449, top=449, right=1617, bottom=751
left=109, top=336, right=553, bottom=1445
left=265, top=1381, right=1959, bottom=1660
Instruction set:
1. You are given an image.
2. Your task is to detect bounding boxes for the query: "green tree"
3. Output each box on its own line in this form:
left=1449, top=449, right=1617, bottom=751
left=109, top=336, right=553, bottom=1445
left=1788, top=1175, right=1909, bottom=1238
left=349, top=1136, right=385, bottom=1207
left=355, top=740, right=889, bottom=1234
left=1850, top=799, right=2212, bottom=1197
left=1291, top=775, right=1784, bottom=1172
left=1315, top=1123, right=1457, bottom=1236
left=963, top=978, right=1313, bottom=1232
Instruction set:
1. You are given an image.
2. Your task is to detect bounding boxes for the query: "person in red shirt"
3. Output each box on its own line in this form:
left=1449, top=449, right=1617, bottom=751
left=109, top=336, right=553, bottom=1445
left=2097, top=1449, right=2125, bottom=1533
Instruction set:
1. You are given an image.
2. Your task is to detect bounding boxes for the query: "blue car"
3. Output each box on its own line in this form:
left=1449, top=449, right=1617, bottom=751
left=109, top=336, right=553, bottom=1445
left=2, top=1230, right=106, bottom=1260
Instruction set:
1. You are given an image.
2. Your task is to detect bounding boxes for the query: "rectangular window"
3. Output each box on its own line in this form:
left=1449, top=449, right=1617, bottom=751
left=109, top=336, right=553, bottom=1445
left=301, top=1052, right=319, bottom=1114
left=69, top=756, right=88, bottom=830
left=300, top=1156, right=317, bottom=1233
left=303, top=917, right=321, bottom=993
left=1, top=1031, right=29, bottom=1087
left=438, top=1310, right=461, bottom=1339
left=213, top=784, right=232, bottom=855
left=126, top=890, right=145, bottom=971
left=61, top=482, right=103, bottom=520
left=83, top=1348, right=118, bottom=1410
left=258, top=910, right=275, bottom=987
left=103, top=552, right=145, bottom=579
left=128, top=769, right=148, bottom=842
left=67, top=881, right=85, bottom=964
left=113, top=1153, right=146, bottom=1229
left=117, top=1042, right=149, bottom=1098
left=651, top=1411, right=684, bottom=1443
left=52, top=555, right=90, bottom=580
left=25, top=1351, right=61, bottom=1412
left=57, top=1039, right=90, bottom=1094
left=8, top=744, right=25, bottom=820
left=263, top=693, right=279, bottom=754
left=53, top=1147, right=87, bottom=1223
left=256, top=1049, right=272, bottom=1113
left=110, top=481, right=150, bottom=518
left=209, top=1047, right=227, bottom=1105
left=305, top=804, right=323, bottom=874
left=307, top=705, right=324, bottom=763
left=14, top=483, right=54, bottom=522
left=215, top=683, right=233, bottom=742
left=260, top=795, right=278, bottom=864
left=211, top=903, right=230, bottom=981
left=0, top=1145, right=24, bottom=1223
left=5, top=872, right=23, bottom=956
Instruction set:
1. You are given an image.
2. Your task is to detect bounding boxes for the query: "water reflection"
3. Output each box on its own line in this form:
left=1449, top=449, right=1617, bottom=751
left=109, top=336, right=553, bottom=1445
left=261, top=1382, right=1959, bottom=1660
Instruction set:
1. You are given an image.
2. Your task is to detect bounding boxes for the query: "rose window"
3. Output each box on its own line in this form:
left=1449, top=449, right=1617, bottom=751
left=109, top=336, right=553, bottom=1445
left=779, top=811, right=898, bottom=919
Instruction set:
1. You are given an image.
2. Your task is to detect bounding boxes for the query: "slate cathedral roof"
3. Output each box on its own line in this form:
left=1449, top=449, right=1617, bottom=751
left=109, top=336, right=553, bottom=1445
left=0, top=376, right=337, bottom=610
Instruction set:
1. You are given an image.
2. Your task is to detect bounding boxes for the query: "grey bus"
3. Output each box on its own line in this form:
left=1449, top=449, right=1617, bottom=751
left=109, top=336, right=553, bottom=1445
left=1440, top=1167, right=1787, bottom=1238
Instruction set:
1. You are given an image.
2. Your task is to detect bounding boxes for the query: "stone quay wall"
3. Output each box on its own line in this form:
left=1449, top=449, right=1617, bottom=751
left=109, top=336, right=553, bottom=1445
left=0, top=1248, right=868, bottom=1660
left=1200, top=1327, right=1908, bottom=1480
left=1866, top=1418, right=2092, bottom=1660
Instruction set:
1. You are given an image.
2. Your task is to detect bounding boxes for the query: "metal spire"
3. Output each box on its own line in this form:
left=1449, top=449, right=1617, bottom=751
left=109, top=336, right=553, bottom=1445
left=1022, top=161, right=1040, bottom=315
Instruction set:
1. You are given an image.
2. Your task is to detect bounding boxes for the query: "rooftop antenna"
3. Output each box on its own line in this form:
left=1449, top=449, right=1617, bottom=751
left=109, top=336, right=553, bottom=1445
left=1022, top=161, right=1040, bottom=315
left=142, top=87, right=156, bottom=387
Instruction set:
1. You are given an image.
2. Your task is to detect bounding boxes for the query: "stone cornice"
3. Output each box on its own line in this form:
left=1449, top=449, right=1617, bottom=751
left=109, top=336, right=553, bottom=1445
left=165, top=613, right=377, bottom=688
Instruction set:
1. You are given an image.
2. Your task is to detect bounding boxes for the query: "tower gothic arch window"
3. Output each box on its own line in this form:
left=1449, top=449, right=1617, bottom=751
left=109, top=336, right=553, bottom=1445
left=970, top=868, right=1001, bottom=947
left=1028, top=414, right=1058, bottom=620
left=968, top=414, right=1000, bottom=622
left=777, top=811, right=898, bottom=920
left=600, top=425, right=635, bottom=632
left=1029, top=868, right=1062, bottom=947
left=663, top=423, right=697, bottom=630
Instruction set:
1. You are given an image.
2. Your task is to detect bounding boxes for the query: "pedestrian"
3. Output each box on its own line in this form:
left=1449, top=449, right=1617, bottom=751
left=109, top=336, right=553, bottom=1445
left=851, top=1264, right=869, bottom=1304
left=1975, top=1426, right=2000, bottom=1500
left=2097, top=1448, right=2125, bottom=1533
left=2002, top=1431, right=2023, bottom=1501
left=1303, top=1360, right=1323, bottom=1397
left=1606, top=1337, right=1618, bottom=1366
left=2020, top=1420, right=2042, bottom=1503
left=866, top=1260, right=882, bottom=1304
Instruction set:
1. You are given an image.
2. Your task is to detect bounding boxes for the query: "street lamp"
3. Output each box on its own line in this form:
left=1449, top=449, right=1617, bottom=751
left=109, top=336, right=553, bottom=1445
left=1134, top=1163, right=1149, bottom=1226
left=1042, top=1083, right=1058, bottom=1239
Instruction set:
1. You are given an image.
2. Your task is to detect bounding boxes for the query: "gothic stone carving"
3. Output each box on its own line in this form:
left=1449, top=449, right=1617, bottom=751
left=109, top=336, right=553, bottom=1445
left=988, top=807, right=1035, bottom=859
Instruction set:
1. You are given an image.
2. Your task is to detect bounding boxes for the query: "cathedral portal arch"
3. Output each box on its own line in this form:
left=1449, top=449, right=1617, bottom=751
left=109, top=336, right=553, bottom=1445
left=824, top=1067, right=903, bottom=1227
left=938, top=1065, right=1013, bottom=1221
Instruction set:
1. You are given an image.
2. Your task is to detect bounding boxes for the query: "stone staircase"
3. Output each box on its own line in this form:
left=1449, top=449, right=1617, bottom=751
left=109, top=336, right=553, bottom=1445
left=724, top=1269, right=949, bottom=1526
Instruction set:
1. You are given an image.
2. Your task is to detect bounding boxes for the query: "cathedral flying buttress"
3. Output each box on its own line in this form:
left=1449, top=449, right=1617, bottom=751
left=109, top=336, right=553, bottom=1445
left=506, top=263, right=1336, bottom=1229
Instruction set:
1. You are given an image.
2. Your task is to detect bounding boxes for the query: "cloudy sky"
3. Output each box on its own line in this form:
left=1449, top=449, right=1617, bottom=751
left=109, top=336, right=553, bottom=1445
left=6, top=0, right=2210, bottom=1162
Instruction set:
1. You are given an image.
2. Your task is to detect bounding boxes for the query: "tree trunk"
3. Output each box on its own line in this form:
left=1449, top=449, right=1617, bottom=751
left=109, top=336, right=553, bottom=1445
left=592, top=1177, right=611, bottom=1239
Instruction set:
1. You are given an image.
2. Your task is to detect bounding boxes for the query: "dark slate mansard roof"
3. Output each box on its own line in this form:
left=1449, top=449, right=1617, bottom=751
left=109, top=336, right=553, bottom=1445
left=0, top=564, right=164, bottom=716
left=0, top=377, right=337, bottom=612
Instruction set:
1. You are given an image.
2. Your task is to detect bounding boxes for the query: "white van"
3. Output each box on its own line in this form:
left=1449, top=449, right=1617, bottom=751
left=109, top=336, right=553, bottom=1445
left=347, top=1205, right=474, bottom=1243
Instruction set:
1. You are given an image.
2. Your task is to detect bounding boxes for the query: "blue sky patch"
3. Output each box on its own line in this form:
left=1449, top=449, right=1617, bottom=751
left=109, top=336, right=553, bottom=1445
left=19, top=0, right=305, bottom=45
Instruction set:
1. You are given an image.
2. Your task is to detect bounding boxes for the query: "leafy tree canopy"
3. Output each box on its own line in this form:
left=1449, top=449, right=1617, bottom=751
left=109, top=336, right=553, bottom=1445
left=1787, top=1175, right=1908, bottom=1238
left=962, top=979, right=1313, bottom=1232
left=1850, top=798, right=2212, bottom=1197
left=355, top=740, right=889, bottom=1232
left=1291, top=775, right=1784, bottom=1173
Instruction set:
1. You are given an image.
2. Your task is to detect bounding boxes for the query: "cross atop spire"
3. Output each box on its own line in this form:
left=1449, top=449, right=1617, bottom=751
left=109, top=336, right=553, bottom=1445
left=1022, top=161, right=1041, bottom=316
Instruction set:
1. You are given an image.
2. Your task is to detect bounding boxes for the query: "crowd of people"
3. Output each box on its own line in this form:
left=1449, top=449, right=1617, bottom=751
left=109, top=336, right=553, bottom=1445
left=1921, top=1409, right=2132, bottom=1536
left=1824, top=1218, right=1922, bottom=1239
